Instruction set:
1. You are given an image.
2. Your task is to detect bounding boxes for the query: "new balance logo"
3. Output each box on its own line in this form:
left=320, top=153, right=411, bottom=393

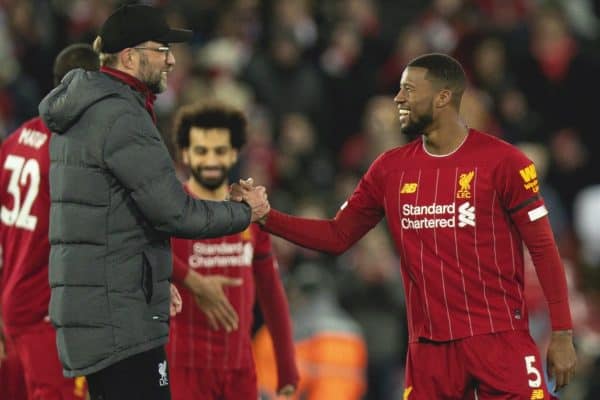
left=458, top=202, right=475, bottom=227
left=158, top=360, right=168, bottom=387
left=400, top=183, right=418, bottom=194
left=530, top=389, right=544, bottom=399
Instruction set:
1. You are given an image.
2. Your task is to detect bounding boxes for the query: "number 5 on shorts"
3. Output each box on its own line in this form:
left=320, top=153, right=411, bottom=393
left=524, top=355, right=541, bottom=388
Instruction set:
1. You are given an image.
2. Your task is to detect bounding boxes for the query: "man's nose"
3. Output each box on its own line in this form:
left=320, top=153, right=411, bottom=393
left=394, top=91, right=405, bottom=103
left=166, top=50, right=176, bottom=66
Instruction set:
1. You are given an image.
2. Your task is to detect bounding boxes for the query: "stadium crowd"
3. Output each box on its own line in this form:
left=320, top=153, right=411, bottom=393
left=1, top=0, right=599, bottom=399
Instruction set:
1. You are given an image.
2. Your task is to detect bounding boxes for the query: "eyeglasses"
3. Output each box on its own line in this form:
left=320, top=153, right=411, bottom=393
left=132, top=46, right=171, bottom=61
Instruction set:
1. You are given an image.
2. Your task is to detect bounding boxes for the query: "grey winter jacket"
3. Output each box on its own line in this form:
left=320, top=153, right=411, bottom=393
left=39, top=69, right=251, bottom=377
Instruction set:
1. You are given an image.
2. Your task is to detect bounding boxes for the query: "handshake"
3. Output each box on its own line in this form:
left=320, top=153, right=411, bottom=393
left=229, top=178, right=270, bottom=224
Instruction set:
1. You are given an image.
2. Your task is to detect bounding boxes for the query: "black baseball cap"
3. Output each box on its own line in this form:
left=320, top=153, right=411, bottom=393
left=98, top=4, right=193, bottom=53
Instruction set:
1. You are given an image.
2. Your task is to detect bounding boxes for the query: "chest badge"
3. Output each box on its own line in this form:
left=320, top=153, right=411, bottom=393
left=457, top=170, right=475, bottom=199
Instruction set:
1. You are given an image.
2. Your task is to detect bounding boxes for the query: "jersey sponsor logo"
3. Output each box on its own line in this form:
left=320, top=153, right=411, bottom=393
left=458, top=202, right=475, bottom=227
left=400, top=202, right=476, bottom=229
left=400, top=182, right=418, bottom=194
left=18, top=128, right=47, bottom=149
left=519, top=164, right=540, bottom=193
left=158, top=360, right=169, bottom=387
left=403, top=386, right=413, bottom=399
left=456, top=170, right=475, bottom=199
left=188, top=241, right=254, bottom=268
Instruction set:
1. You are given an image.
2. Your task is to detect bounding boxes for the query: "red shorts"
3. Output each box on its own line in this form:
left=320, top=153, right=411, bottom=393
left=0, top=336, right=27, bottom=400
left=9, top=322, right=86, bottom=400
left=404, top=330, right=553, bottom=400
left=170, top=364, right=258, bottom=400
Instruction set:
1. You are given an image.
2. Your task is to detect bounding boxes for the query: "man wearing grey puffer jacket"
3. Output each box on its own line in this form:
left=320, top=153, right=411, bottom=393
left=38, top=5, right=270, bottom=400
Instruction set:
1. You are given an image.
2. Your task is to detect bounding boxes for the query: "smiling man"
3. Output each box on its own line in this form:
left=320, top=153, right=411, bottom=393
left=167, top=102, right=298, bottom=400
left=233, top=53, right=577, bottom=399
left=38, top=4, right=270, bottom=400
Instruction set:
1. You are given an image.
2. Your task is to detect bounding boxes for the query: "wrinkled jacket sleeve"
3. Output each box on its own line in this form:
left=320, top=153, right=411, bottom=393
left=104, top=113, right=251, bottom=238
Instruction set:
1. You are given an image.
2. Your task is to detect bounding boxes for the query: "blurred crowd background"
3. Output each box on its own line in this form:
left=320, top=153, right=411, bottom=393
left=1, top=0, right=600, bottom=399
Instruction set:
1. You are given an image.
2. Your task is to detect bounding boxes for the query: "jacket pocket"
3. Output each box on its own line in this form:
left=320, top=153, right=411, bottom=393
left=141, top=253, right=153, bottom=304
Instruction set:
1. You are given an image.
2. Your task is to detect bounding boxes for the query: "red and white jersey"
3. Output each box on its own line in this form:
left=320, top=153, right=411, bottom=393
left=0, top=117, right=51, bottom=335
left=168, top=220, right=278, bottom=370
left=346, top=129, right=547, bottom=342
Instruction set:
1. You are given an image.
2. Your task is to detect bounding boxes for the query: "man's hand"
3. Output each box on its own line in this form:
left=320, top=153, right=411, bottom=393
left=170, top=283, right=182, bottom=317
left=547, top=329, right=577, bottom=391
left=230, top=178, right=270, bottom=223
left=184, top=270, right=242, bottom=332
left=228, top=179, right=247, bottom=202
left=278, top=385, right=296, bottom=398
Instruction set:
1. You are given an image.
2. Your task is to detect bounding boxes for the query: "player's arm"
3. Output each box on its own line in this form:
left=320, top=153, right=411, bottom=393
left=234, top=156, right=387, bottom=255
left=261, top=204, right=381, bottom=255
left=253, top=232, right=299, bottom=394
left=499, top=159, right=572, bottom=331
left=499, top=151, right=576, bottom=390
left=517, top=217, right=571, bottom=331
left=513, top=213, right=577, bottom=390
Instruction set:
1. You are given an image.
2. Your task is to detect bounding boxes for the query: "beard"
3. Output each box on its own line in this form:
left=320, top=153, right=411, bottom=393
left=400, top=104, right=434, bottom=138
left=189, top=166, right=229, bottom=191
left=144, top=74, right=166, bottom=94
left=139, top=55, right=167, bottom=94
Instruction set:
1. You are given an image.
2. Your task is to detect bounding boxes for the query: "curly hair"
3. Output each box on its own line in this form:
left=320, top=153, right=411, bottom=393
left=173, top=101, right=247, bottom=150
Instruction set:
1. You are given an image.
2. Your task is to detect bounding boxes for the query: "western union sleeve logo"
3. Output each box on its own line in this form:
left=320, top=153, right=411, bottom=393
left=519, top=164, right=539, bottom=193
left=400, top=183, right=418, bottom=194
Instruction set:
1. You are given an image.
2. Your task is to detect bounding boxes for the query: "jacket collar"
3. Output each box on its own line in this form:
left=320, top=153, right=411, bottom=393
left=101, top=66, right=157, bottom=124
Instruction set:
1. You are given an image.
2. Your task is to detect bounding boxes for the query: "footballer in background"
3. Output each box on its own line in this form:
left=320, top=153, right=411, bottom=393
left=167, top=101, right=299, bottom=400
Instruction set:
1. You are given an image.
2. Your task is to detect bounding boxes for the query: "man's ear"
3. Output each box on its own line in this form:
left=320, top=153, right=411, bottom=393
left=436, top=89, right=453, bottom=108
left=118, top=48, right=135, bottom=70
left=231, top=148, right=239, bottom=164
left=181, top=150, right=190, bottom=165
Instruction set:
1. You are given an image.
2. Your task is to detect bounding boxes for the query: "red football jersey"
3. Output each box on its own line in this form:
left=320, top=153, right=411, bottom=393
left=0, top=117, right=51, bottom=335
left=169, top=221, right=281, bottom=370
left=344, top=129, right=549, bottom=342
